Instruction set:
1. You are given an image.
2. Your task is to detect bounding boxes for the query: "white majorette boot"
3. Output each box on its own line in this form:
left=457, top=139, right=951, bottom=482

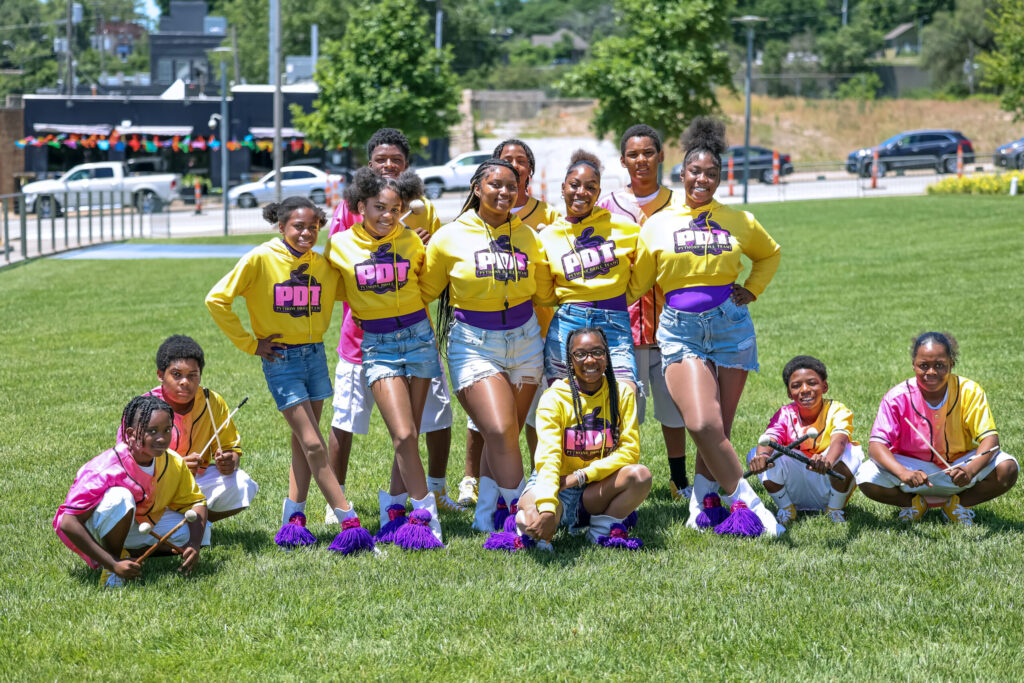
left=587, top=514, right=643, bottom=549
left=409, top=491, right=444, bottom=544
left=281, top=497, right=306, bottom=527
left=472, top=476, right=500, bottom=532
left=378, top=489, right=409, bottom=529
left=325, top=484, right=346, bottom=524
left=686, top=474, right=716, bottom=530
left=729, top=478, right=786, bottom=537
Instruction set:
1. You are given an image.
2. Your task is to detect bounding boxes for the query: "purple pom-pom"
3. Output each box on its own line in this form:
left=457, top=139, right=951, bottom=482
left=483, top=531, right=536, bottom=552
left=695, top=493, right=730, bottom=529
left=275, top=512, right=317, bottom=548
left=375, top=504, right=408, bottom=543
left=596, top=523, right=643, bottom=550
left=394, top=509, right=443, bottom=550
left=502, top=500, right=521, bottom=533
left=328, top=517, right=376, bottom=554
left=713, top=500, right=763, bottom=537
left=623, top=510, right=638, bottom=531
left=493, top=496, right=510, bottom=531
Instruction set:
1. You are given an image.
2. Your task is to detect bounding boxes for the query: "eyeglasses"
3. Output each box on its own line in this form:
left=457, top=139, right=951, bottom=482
left=571, top=348, right=607, bottom=361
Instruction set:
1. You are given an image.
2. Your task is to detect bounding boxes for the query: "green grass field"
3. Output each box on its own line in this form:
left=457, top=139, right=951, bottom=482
left=1, top=195, right=1023, bottom=680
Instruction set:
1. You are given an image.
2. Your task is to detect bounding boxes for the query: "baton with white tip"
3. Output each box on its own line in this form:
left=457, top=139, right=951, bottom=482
left=742, top=429, right=820, bottom=478
left=199, top=396, right=248, bottom=459
left=756, top=433, right=846, bottom=481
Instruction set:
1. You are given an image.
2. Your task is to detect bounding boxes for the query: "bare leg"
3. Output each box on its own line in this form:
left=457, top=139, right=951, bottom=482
left=465, top=429, right=484, bottom=478
left=328, top=427, right=352, bottom=487
left=458, top=375, right=527, bottom=489
left=958, top=460, right=1018, bottom=506
left=208, top=508, right=243, bottom=522
left=288, top=431, right=312, bottom=503
left=101, top=508, right=134, bottom=554
left=581, top=464, right=653, bottom=518
left=830, top=462, right=855, bottom=493
left=859, top=482, right=914, bottom=508
left=717, top=367, right=748, bottom=439
left=280, top=399, right=350, bottom=511
left=525, top=425, right=538, bottom=467
left=426, top=427, right=451, bottom=479
left=372, top=376, right=430, bottom=500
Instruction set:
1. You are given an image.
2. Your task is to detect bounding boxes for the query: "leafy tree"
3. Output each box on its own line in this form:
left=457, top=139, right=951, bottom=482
left=980, top=0, right=1024, bottom=118
left=558, top=0, right=733, bottom=142
left=0, top=0, right=63, bottom=98
left=290, top=0, right=461, bottom=153
left=920, top=0, right=995, bottom=95
left=816, top=18, right=883, bottom=75
left=835, top=71, right=882, bottom=99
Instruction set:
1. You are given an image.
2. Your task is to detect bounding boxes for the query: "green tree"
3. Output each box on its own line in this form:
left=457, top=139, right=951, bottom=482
left=816, top=18, right=884, bottom=75
left=0, top=0, right=62, bottom=98
left=980, top=0, right=1024, bottom=118
left=921, top=0, right=995, bottom=95
left=290, top=0, right=461, bottom=152
left=557, top=0, right=733, bottom=142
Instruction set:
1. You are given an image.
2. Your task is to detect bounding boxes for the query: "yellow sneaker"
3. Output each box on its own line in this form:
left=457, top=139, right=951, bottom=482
left=669, top=480, right=692, bottom=502
left=940, top=495, right=975, bottom=525
left=776, top=504, right=797, bottom=525
left=457, top=476, right=478, bottom=506
left=435, top=486, right=467, bottom=512
left=898, top=494, right=927, bottom=522
left=98, top=549, right=128, bottom=588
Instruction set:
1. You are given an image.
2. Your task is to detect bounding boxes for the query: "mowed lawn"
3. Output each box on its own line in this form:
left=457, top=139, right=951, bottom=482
left=1, top=195, right=1023, bottom=680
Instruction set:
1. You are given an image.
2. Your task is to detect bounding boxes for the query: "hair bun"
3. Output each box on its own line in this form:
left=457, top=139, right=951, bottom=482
left=681, top=116, right=727, bottom=157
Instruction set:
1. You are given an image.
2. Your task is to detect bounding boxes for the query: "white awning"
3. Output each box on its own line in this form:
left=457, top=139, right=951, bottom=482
left=249, top=126, right=305, bottom=138
left=160, top=78, right=186, bottom=100
left=115, top=125, right=194, bottom=136
left=33, top=123, right=113, bottom=135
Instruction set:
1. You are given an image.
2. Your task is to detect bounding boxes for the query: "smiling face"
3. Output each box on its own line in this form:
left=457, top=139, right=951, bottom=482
left=621, top=136, right=663, bottom=187
left=368, top=144, right=408, bottom=179
left=498, top=144, right=532, bottom=198
left=787, top=368, right=827, bottom=420
left=158, top=358, right=201, bottom=412
left=279, top=207, right=320, bottom=253
left=126, top=408, right=173, bottom=466
left=358, top=188, right=404, bottom=238
left=913, top=341, right=954, bottom=399
left=569, top=331, right=608, bottom=391
left=562, top=164, right=601, bottom=218
left=683, top=151, right=721, bottom=207
left=475, top=166, right=518, bottom=220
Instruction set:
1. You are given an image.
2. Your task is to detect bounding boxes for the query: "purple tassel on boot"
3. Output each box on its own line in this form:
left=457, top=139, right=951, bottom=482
left=502, top=501, right=520, bottom=533
left=328, top=517, right=376, bottom=555
left=394, top=509, right=444, bottom=550
left=623, top=510, right=638, bottom=531
left=375, top=505, right=408, bottom=544
left=275, top=512, right=317, bottom=548
left=483, top=531, right=536, bottom=552
left=493, top=496, right=510, bottom=531
left=714, top=500, right=764, bottom=537
left=597, top=524, right=643, bottom=550
left=695, top=493, right=730, bottom=529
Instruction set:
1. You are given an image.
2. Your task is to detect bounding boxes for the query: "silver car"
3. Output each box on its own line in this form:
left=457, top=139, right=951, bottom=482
left=228, top=165, right=343, bottom=208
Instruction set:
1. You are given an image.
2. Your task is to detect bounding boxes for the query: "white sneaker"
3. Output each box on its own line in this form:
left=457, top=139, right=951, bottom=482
left=324, top=504, right=338, bottom=525
left=776, top=504, right=797, bottom=525
left=457, top=476, right=478, bottom=506
left=825, top=507, right=847, bottom=523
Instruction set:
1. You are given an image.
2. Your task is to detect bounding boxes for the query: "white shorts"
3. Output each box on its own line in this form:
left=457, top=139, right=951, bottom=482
left=195, top=466, right=258, bottom=513
left=746, top=443, right=863, bottom=510
left=635, top=346, right=685, bottom=429
left=331, top=356, right=453, bottom=435
left=85, top=487, right=209, bottom=549
left=856, top=448, right=1017, bottom=497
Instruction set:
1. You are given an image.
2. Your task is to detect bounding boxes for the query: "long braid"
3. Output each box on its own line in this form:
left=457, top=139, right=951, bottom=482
left=564, top=326, right=620, bottom=447
left=121, top=395, right=173, bottom=444
left=564, top=329, right=587, bottom=447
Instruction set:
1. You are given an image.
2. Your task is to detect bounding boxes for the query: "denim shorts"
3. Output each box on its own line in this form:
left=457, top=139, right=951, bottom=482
left=544, top=303, right=639, bottom=386
left=657, top=298, right=759, bottom=372
left=524, top=469, right=585, bottom=530
left=447, top=314, right=544, bottom=393
left=261, top=342, right=334, bottom=411
left=360, top=317, right=443, bottom=388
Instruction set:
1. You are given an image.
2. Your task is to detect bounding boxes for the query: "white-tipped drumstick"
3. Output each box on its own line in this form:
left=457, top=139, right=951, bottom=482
left=199, top=397, right=249, bottom=460
left=137, top=522, right=183, bottom=554
left=903, top=418, right=953, bottom=469
left=400, top=199, right=426, bottom=227
left=136, top=509, right=198, bottom=564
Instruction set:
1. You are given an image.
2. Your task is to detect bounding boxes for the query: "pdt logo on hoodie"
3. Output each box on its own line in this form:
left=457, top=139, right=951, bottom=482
left=563, top=407, right=615, bottom=460
left=355, top=244, right=411, bottom=294
left=674, top=211, right=733, bottom=256
left=274, top=264, right=322, bottom=317
left=561, top=227, right=618, bottom=281
left=475, top=234, right=529, bottom=281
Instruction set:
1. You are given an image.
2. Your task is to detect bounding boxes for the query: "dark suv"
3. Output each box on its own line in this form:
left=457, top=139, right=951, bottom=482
left=846, top=130, right=974, bottom=177
left=993, top=137, right=1024, bottom=170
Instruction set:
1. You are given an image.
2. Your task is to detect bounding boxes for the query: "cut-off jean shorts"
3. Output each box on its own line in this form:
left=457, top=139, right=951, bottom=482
left=446, top=313, right=544, bottom=393
left=261, top=342, right=334, bottom=411
left=657, top=298, right=759, bottom=373
left=523, top=468, right=586, bottom=532
left=544, top=303, right=639, bottom=387
left=360, top=317, right=443, bottom=388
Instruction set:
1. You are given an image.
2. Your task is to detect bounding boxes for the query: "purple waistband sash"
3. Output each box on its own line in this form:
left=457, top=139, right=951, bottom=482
left=561, top=293, right=628, bottom=312
left=454, top=300, right=533, bottom=331
left=359, top=309, right=428, bottom=334
left=666, top=285, right=733, bottom=313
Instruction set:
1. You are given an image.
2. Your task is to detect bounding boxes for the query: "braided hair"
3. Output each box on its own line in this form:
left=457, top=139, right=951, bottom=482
left=344, top=167, right=424, bottom=213
left=681, top=116, right=728, bottom=170
left=564, top=326, right=621, bottom=448
left=492, top=138, right=536, bottom=181
left=262, top=196, right=327, bottom=228
left=121, top=395, right=173, bottom=444
left=458, top=158, right=521, bottom=216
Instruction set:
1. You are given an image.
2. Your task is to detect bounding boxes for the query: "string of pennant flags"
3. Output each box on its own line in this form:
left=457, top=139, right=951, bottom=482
left=14, top=133, right=319, bottom=154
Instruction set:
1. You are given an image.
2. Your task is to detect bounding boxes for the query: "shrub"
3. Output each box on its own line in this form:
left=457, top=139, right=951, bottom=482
left=927, top=170, right=1024, bottom=195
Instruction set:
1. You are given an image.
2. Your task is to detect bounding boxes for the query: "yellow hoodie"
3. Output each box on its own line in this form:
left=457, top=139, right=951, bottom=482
left=628, top=199, right=780, bottom=302
left=324, top=222, right=426, bottom=323
left=533, top=378, right=639, bottom=515
left=206, top=238, right=342, bottom=354
left=420, top=210, right=556, bottom=312
left=514, top=196, right=561, bottom=231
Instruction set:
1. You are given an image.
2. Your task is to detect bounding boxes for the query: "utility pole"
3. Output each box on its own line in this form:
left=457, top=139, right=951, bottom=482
left=270, top=0, right=282, bottom=202
left=732, top=15, right=765, bottom=205
left=66, top=0, right=73, bottom=96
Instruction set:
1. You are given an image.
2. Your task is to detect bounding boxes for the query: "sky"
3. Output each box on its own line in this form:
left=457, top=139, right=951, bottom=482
left=141, top=0, right=161, bottom=23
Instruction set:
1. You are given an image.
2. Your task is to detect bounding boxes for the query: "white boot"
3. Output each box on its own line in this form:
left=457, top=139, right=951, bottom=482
left=378, top=489, right=409, bottom=529
left=685, top=474, right=716, bottom=530
left=409, top=491, right=444, bottom=544
left=587, top=513, right=616, bottom=544
left=325, top=485, right=346, bottom=524
left=281, top=498, right=306, bottom=527
left=472, top=476, right=500, bottom=532
left=728, top=478, right=786, bottom=537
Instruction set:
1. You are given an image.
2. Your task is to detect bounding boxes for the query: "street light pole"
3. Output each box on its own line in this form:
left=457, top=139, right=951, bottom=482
left=732, top=15, right=765, bottom=205
left=220, top=67, right=230, bottom=235
left=270, top=0, right=282, bottom=202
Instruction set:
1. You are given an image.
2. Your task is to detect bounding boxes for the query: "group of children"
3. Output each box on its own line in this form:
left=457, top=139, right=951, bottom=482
left=54, top=124, right=1017, bottom=586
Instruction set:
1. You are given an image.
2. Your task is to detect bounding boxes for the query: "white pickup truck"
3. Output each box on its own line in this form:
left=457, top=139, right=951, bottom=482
left=20, top=162, right=179, bottom=215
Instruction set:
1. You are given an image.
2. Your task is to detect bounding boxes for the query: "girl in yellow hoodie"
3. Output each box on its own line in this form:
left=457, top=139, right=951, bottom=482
left=207, top=197, right=372, bottom=551
left=420, top=159, right=556, bottom=533
left=324, top=168, right=444, bottom=547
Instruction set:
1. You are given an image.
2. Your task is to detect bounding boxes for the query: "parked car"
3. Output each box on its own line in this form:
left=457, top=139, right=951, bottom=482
left=415, top=150, right=493, bottom=199
left=846, top=130, right=974, bottom=177
left=993, top=137, right=1024, bottom=170
left=20, top=162, right=178, bottom=215
left=671, top=146, right=793, bottom=184
left=228, top=165, right=343, bottom=208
